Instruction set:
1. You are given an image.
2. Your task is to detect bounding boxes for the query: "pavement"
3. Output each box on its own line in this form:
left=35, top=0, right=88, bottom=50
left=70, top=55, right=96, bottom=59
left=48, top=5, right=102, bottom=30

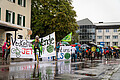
left=0, top=57, right=120, bottom=80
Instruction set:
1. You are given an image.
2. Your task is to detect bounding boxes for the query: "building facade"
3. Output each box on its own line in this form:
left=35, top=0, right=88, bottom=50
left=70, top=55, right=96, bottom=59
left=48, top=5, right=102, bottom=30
left=0, top=0, right=31, bottom=48
left=77, top=18, right=96, bottom=44
left=95, top=22, right=120, bottom=47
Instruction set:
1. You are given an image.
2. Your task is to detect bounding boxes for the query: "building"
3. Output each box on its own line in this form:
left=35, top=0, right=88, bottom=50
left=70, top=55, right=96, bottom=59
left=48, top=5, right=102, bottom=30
left=77, top=18, right=96, bottom=44
left=0, top=0, right=31, bottom=48
left=95, top=22, right=120, bottom=47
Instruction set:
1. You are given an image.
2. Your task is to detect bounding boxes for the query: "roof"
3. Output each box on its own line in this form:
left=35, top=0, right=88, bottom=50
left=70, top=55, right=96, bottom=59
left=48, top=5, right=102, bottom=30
left=94, top=22, right=120, bottom=26
left=77, top=18, right=94, bottom=25
left=94, top=22, right=120, bottom=29
left=0, top=20, right=22, bottom=31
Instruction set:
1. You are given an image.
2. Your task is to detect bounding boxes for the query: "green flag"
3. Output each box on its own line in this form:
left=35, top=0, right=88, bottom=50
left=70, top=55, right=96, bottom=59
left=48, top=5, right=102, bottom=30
left=62, top=32, right=72, bottom=42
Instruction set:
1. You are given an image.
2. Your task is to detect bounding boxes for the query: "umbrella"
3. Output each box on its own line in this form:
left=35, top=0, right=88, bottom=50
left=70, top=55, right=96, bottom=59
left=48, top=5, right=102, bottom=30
left=113, top=46, right=118, bottom=48
left=78, top=45, right=81, bottom=47
left=61, top=42, right=69, bottom=45
left=97, top=45, right=103, bottom=47
left=115, top=48, right=119, bottom=49
left=75, top=43, right=77, bottom=44
left=70, top=44, right=76, bottom=47
left=81, top=44, right=89, bottom=48
left=111, top=47, right=113, bottom=50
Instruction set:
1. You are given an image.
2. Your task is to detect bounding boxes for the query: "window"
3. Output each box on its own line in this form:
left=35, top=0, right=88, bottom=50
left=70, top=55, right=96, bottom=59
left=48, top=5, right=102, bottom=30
left=113, top=35, right=118, bottom=39
left=18, top=35, right=23, bottom=39
left=17, top=14, right=25, bottom=27
left=6, top=10, right=15, bottom=24
left=91, top=28, right=95, bottom=33
left=106, top=29, right=109, bottom=32
left=105, top=36, right=110, bottom=39
left=114, top=29, right=117, bottom=32
left=18, top=0, right=26, bottom=7
left=113, top=42, right=118, bottom=46
left=105, top=42, right=110, bottom=46
left=97, top=42, right=100, bottom=45
left=98, top=29, right=102, bottom=33
left=97, top=36, right=102, bottom=39
left=8, top=0, right=15, bottom=3
left=0, top=8, right=1, bottom=20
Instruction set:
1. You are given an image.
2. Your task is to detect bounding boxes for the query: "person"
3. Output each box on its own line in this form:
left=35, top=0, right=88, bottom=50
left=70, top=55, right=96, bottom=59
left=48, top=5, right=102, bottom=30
left=82, top=48, right=85, bottom=58
left=32, top=35, right=41, bottom=61
left=79, top=47, right=82, bottom=61
left=75, top=44, right=79, bottom=59
left=2, top=42, right=7, bottom=60
left=71, top=46, right=76, bottom=62
left=104, top=48, right=107, bottom=58
left=96, top=47, right=100, bottom=59
left=106, top=48, right=109, bottom=60
left=56, top=42, right=60, bottom=60
left=88, top=48, right=91, bottom=60
left=100, top=47, right=104, bottom=59
left=108, top=46, right=112, bottom=59
left=5, top=40, right=11, bottom=61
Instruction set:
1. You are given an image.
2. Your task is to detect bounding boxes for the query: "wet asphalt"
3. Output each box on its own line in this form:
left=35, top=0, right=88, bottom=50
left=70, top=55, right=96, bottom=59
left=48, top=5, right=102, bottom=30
left=0, top=57, right=120, bottom=80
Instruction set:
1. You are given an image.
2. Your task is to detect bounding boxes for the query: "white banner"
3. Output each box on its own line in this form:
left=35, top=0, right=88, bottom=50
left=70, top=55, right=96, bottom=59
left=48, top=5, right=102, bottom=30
left=39, top=32, right=56, bottom=57
left=11, top=39, right=34, bottom=58
left=58, top=46, right=71, bottom=60
left=11, top=32, right=56, bottom=59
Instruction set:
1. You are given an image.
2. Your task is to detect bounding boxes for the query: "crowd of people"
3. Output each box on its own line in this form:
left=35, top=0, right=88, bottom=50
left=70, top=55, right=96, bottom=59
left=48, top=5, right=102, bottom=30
left=71, top=44, right=120, bottom=62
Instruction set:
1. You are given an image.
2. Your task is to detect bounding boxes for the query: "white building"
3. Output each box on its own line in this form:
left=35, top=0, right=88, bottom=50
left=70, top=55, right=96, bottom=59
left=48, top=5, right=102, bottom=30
left=95, top=22, right=120, bottom=47
left=0, top=0, right=31, bottom=48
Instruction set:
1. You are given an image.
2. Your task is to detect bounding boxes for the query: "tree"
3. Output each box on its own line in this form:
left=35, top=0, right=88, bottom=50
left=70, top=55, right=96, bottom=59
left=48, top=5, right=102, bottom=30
left=31, top=0, right=78, bottom=42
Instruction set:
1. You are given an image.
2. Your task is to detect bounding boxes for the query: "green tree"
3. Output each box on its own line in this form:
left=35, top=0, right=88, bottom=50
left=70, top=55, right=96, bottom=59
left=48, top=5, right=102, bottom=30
left=31, top=0, right=78, bottom=42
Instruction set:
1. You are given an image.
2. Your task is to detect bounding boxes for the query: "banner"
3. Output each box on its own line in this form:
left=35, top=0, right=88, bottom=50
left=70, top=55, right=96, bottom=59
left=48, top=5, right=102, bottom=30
left=11, top=32, right=56, bottom=58
left=39, top=32, right=56, bottom=57
left=58, top=46, right=71, bottom=60
left=61, top=32, right=72, bottom=42
left=11, top=39, right=34, bottom=58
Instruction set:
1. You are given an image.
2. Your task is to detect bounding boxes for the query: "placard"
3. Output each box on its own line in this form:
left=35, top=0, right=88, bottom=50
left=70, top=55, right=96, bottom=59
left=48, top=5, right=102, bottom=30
left=58, top=46, right=71, bottom=60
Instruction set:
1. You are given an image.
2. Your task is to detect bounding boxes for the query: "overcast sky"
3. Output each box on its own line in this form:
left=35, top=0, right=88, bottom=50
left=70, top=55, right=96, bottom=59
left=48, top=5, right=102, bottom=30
left=72, top=0, right=120, bottom=23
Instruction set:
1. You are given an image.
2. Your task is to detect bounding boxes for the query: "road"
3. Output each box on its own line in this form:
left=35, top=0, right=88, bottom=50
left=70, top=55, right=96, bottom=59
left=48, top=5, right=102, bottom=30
left=0, top=58, right=120, bottom=80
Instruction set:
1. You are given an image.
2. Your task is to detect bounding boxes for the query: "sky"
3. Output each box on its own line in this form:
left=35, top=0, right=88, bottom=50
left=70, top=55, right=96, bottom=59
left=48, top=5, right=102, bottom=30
left=72, top=0, right=120, bottom=23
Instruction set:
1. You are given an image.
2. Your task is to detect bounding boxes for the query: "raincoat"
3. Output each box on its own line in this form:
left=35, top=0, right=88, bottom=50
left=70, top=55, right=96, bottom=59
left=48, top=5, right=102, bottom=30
left=2, top=42, right=6, bottom=51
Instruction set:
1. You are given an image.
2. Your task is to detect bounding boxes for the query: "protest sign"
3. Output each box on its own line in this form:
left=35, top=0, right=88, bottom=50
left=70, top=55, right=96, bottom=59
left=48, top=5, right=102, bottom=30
left=58, top=46, right=71, bottom=60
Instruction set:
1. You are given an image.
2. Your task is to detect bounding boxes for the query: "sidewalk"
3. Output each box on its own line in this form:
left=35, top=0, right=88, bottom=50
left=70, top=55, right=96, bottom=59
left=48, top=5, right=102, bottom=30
left=110, top=59, right=120, bottom=80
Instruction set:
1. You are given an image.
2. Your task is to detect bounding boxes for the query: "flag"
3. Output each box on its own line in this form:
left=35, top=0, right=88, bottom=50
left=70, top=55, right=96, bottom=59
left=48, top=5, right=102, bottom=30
left=61, top=32, right=72, bottom=42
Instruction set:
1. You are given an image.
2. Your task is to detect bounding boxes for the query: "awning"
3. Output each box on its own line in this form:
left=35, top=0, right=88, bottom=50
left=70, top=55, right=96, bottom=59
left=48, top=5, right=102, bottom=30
left=0, top=21, right=22, bottom=31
